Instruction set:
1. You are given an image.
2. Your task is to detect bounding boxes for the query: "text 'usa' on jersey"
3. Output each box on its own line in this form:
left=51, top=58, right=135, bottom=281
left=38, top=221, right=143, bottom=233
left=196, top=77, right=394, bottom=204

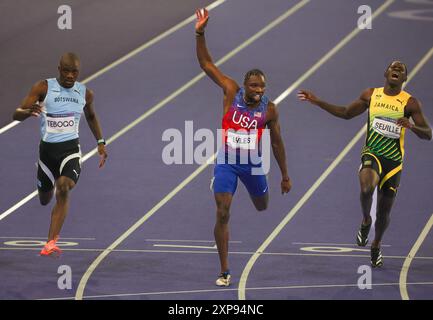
left=40, top=78, right=86, bottom=143
left=221, top=87, right=269, bottom=153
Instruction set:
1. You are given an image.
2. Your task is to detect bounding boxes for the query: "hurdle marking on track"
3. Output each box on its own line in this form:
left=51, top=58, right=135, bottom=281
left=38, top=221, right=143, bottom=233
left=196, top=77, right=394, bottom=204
left=0, top=0, right=227, bottom=135
left=74, top=1, right=311, bottom=300
left=238, top=0, right=396, bottom=300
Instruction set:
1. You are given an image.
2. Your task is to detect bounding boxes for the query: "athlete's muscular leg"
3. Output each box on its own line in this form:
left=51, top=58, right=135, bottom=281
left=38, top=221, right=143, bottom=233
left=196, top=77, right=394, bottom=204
left=38, top=189, right=54, bottom=206
left=358, top=168, right=380, bottom=225
left=214, top=193, right=233, bottom=273
left=372, top=189, right=396, bottom=248
left=37, top=163, right=54, bottom=205
left=47, top=176, right=75, bottom=241
left=250, top=193, right=269, bottom=211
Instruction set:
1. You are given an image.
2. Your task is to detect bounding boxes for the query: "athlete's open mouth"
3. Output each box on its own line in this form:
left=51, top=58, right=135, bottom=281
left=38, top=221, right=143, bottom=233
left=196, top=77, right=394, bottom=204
left=391, top=72, right=399, bottom=80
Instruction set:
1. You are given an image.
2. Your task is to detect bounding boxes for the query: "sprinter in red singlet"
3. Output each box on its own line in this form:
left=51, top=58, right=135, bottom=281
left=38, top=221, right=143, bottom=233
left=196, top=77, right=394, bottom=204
left=195, top=8, right=292, bottom=286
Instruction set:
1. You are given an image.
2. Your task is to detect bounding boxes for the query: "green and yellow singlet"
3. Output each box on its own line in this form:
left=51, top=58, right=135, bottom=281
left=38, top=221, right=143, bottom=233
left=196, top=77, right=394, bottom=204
left=362, top=87, right=411, bottom=163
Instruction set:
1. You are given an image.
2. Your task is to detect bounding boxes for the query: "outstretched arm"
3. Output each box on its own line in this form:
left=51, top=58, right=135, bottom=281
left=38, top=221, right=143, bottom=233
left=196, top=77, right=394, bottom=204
left=195, top=8, right=238, bottom=95
left=398, top=97, right=432, bottom=140
left=83, top=88, right=108, bottom=168
left=267, top=102, right=291, bottom=194
left=297, top=88, right=372, bottom=120
left=13, top=80, right=47, bottom=121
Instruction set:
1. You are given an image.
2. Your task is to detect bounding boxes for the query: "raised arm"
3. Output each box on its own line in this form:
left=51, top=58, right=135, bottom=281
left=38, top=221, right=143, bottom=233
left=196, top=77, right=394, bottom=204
left=195, top=8, right=238, bottom=95
left=398, top=97, right=432, bottom=140
left=83, top=88, right=108, bottom=168
left=297, top=88, right=373, bottom=120
left=13, top=80, right=47, bottom=121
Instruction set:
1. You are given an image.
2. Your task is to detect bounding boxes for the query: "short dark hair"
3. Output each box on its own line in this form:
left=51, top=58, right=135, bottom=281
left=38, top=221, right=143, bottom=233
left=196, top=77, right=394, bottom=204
left=244, top=69, right=266, bottom=83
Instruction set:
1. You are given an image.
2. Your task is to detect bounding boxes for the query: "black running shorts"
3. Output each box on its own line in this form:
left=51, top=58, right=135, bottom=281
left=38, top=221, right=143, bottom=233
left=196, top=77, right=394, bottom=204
left=37, top=139, right=81, bottom=192
left=359, top=153, right=402, bottom=196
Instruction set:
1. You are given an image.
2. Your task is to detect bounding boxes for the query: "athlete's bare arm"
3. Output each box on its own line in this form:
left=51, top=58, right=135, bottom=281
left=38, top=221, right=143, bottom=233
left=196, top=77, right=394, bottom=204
left=267, top=102, right=291, bottom=194
left=297, top=88, right=373, bottom=120
left=398, top=97, right=432, bottom=140
left=83, top=88, right=108, bottom=168
left=13, top=80, right=47, bottom=121
left=195, top=8, right=238, bottom=105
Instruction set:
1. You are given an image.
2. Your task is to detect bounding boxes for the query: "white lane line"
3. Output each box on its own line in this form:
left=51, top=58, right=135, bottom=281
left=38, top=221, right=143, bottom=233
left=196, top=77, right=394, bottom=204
left=74, top=152, right=214, bottom=300
left=153, top=244, right=217, bottom=249
left=2, top=246, right=433, bottom=261
left=74, top=1, right=311, bottom=300
left=396, top=46, right=433, bottom=300
left=241, top=33, right=433, bottom=303
left=41, top=281, right=433, bottom=300
left=274, top=0, right=393, bottom=103
left=0, top=191, right=38, bottom=221
left=0, top=0, right=226, bottom=135
left=292, top=242, right=391, bottom=247
left=145, top=239, right=242, bottom=243
left=0, top=0, right=309, bottom=223
left=3, top=246, right=433, bottom=259
left=0, top=236, right=95, bottom=240
left=403, top=46, right=433, bottom=88
left=400, top=213, right=433, bottom=300
left=0, top=121, right=20, bottom=134
left=238, top=0, right=396, bottom=300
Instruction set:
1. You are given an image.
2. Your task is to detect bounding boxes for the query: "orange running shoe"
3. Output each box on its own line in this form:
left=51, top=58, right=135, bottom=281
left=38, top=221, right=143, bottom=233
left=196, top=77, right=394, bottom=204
left=40, top=239, right=62, bottom=257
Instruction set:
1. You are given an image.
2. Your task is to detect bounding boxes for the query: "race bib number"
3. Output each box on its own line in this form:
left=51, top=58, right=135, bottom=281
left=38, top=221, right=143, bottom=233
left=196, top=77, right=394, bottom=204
left=372, top=117, right=401, bottom=139
left=227, top=130, right=257, bottom=150
left=46, top=113, right=76, bottom=134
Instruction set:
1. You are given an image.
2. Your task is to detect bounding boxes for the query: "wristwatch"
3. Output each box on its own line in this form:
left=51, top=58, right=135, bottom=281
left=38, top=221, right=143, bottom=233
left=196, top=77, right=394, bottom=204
left=97, top=138, right=106, bottom=145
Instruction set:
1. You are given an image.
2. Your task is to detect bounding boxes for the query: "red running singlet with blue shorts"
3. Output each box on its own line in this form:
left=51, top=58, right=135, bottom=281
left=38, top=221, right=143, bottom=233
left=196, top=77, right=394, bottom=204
left=212, top=87, right=269, bottom=196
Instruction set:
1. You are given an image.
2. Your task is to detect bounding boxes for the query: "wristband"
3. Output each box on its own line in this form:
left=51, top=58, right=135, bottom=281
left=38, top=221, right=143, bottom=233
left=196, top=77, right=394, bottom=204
left=97, top=138, right=106, bottom=145
left=195, top=31, right=204, bottom=37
